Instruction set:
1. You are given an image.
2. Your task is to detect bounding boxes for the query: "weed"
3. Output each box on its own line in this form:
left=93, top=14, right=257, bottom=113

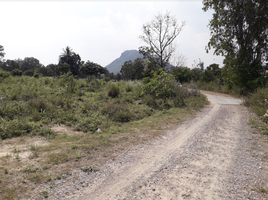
left=259, top=188, right=268, bottom=193
left=46, top=175, right=52, bottom=182
left=55, top=174, right=62, bottom=180
left=39, top=190, right=48, bottom=196
left=4, top=168, right=8, bottom=174
left=81, top=165, right=98, bottom=173
left=75, top=155, right=81, bottom=161
left=22, top=167, right=38, bottom=174
left=50, top=182, right=55, bottom=188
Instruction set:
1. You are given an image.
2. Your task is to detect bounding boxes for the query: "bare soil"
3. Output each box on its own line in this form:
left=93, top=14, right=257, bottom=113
left=27, top=91, right=268, bottom=199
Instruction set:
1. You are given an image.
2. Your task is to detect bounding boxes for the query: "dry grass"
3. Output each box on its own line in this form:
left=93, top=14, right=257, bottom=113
left=0, top=105, right=199, bottom=199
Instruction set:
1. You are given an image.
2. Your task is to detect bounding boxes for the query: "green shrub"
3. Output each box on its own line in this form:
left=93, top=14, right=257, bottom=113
left=0, top=69, right=11, bottom=78
left=103, top=77, right=110, bottom=82
left=141, top=68, right=175, bottom=101
left=11, top=69, right=22, bottom=76
left=102, top=103, right=133, bottom=122
left=108, top=84, right=120, bottom=98
left=125, top=84, right=133, bottom=92
left=76, top=117, right=100, bottom=132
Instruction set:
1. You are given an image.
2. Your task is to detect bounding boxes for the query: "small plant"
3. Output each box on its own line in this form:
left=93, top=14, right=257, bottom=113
left=75, top=155, right=81, bottom=161
left=4, top=168, right=8, bottom=174
left=72, top=145, right=78, bottom=149
left=40, top=190, right=48, bottom=196
left=259, top=188, right=268, bottom=194
left=80, top=165, right=98, bottom=173
left=22, top=167, right=38, bottom=174
left=14, top=153, right=20, bottom=160
left=55, top=174, right=62, bottom=180
left=21, top=178, right=27, bottom=183
left=50, top=182, right=55, bottom=188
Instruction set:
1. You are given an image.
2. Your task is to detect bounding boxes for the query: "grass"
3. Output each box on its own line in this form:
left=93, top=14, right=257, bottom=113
left=0, top=75, right=207, bottom=199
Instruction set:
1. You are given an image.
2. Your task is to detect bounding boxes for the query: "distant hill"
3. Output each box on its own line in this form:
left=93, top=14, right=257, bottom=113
left=105, top=50, right=143, bottom=74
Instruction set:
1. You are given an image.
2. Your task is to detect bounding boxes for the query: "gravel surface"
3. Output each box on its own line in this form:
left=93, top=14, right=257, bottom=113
left=28, top=91, right=268, bottom=200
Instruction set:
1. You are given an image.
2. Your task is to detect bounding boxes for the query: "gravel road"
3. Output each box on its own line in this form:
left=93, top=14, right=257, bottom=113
left=31, top=91, right=268, bottom=200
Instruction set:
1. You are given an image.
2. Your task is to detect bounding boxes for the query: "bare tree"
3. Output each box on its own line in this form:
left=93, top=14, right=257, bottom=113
left=172, top=53, right=187, bottom=68
left=139, top=11, right=185, bottom=69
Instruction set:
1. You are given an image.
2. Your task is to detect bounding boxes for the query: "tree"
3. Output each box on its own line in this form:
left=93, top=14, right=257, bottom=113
left=171, top=66, right=192, bottom=83
left=37, top=67, right=55, bottom=77
left=120, top=60, right=134, bottom=80
left=203, top=0, right=268, bottom=90
left=46, top=64, right=57, bottom=73
left=11, top=69, right=22, bottom=76
left=21, top=57, right=42, bottom=72
left=57, top=63, right=70, bottom=75
left=0, top=45, right=5, bottom=61
left=139, top=11, right=185, bottom=69
left=0, top=60, right=20, bottom=72
left=58, top=46, right=81, bottom=76
left=80, top=61, right=107, bottom=79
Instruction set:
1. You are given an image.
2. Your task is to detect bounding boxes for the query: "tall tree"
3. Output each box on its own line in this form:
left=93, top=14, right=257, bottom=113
left=80, top=61, right=107, bottom=79
left=120, top=60, right=134, bottom=80
left=0, top=45, right=5, bottom=61
left=58, top=46, right=81, bottom=76
left=203, top=0, right=268, bottom=90
left=139, top=11, right=185, bottom=69
left=0, top=60, right=20, bottom=72
left=21, top=57, right=42, bottom=72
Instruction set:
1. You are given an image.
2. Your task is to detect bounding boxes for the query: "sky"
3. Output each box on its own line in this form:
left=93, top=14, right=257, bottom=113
left=0, top=0, right=224, bottom=69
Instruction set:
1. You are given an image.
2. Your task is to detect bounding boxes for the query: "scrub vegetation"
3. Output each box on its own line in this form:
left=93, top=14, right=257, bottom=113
left=0, top=72, right=207, bottom=199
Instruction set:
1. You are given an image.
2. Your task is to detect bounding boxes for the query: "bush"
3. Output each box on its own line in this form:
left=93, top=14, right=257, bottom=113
left=108, top=84, right=120, bottom=98
left=0, top=69, right=11, bottom=78
left=102, top=103, right=133, bottom=122
left=11, top=69, right=23, bottom=76
left=141, top=68, right=175, bottom=101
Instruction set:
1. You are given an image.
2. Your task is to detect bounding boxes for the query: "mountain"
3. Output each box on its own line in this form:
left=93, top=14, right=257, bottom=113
left=105, top=50, right=143, bottom=74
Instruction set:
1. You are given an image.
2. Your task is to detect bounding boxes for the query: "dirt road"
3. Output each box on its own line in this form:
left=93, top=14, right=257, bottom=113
left=35, top=91, right=268, bottom=200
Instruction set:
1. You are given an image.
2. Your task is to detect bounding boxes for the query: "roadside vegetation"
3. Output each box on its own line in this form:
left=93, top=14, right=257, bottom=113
left=0, top=0, right=267, bottom=196
left=0, top=70, right=207, bottom=199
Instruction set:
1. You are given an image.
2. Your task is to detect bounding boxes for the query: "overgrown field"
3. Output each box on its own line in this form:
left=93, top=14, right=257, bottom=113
left=0, top=74, right=207, bottom=199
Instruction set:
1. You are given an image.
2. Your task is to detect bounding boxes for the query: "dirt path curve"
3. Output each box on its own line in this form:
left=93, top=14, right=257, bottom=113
left=39, top=91, right=268, bottom=200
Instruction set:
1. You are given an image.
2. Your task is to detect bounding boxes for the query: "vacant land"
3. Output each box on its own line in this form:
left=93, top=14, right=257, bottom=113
left=26, top=91, right=268, bottom=199
left=0, top=76, right=207, bottom=199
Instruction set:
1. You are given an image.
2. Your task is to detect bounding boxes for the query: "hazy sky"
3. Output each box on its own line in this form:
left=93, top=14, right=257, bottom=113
left=1, top=0, right=224, bottom=69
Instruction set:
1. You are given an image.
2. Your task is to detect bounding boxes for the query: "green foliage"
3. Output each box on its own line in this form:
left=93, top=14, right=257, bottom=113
left=80, top=165, right=98, bottom=173
left=120, top=58, right=145, bottom=80
left=21, top=57, right=42, bottom=72
left=11, top=69, right=22, bottom=76
left=80, top=61, right=107, bottom=79
left=0, top=69, right=11, bottom=78
left=203, top=0, right=268, bottom=91
left=58, top=46, right=81, bottom=76
left=102, top=103, right=133, bottom=122
left=171, top=66, right=192, bottom=83
left=108, top=84, right=120, bottom=98
left=141, top=68, right=175, bottom=101
left=244, top=87, right=268, bottom=135
left=0, top=75, right=204, bottom=140
left=0, top=45, right=5, bottom=60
